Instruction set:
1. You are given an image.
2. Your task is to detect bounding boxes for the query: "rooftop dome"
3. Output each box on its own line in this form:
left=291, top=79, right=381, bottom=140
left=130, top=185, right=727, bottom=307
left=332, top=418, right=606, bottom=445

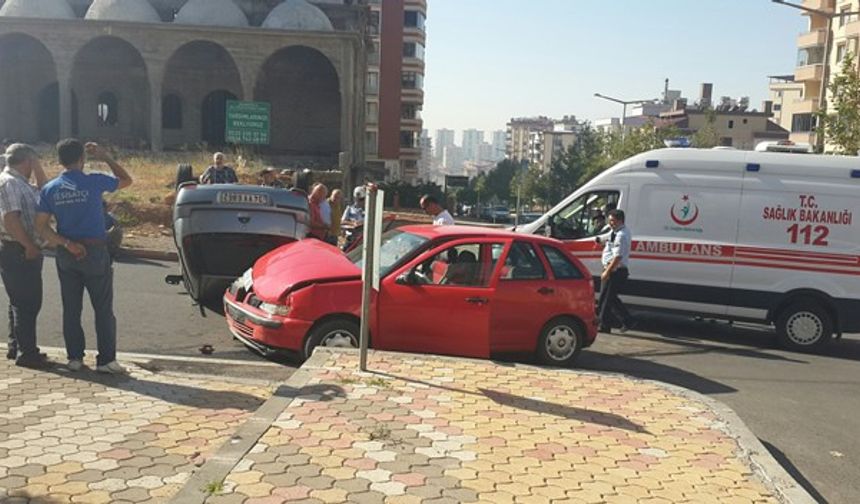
left=263, top=0, right=334, bottom=31
left=85, top=0, right=161, bottom=23
left=0, top=0, right=76, bottom=19
left=174, top=0, right=248, bottom=27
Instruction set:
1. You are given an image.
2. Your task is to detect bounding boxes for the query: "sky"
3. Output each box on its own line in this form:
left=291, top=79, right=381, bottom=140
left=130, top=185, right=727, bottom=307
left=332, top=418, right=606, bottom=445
left=421, top=0, right=808, bottom=140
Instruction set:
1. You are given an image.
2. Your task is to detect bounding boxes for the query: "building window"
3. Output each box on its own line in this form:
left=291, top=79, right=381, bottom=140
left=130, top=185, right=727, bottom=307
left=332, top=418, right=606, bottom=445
left=401, top=103, right=421, bottom=120
left=97, top=92, right=118, bottom=127
left=728, top=120, right=734, bottom=129
left=369, top=10, right=380, bottom=35
left=837, top=43, right=847, bottom=63
left=366, top=102, right=378, bottom=123
left=365, top=130, right=378, bottom=155
left=400, top=130, right=418, bottom=148
left=403, top=42, right=425, bottom=60
left=162, top=94, right=182, bottom=130
left=792, top=113, right=815, bottom=132
left=401, top=71, right=423, bottom=90
left=840, top=5, right=850, bottom=27
left=366, top=72, right=379, bottom=94
left=797, top=46, right=825, bottom=66
left=773, top=104, right=782, bottom=111
left=719, top=137, right=733, bottom=147
left=743, top=118, right=748, bottom=124
left=404, top=10, right=425, bottom=30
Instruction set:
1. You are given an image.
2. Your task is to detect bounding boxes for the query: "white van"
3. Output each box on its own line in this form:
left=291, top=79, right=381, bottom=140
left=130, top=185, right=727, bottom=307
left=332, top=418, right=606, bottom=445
left=519, top=148, right=860, bottom=351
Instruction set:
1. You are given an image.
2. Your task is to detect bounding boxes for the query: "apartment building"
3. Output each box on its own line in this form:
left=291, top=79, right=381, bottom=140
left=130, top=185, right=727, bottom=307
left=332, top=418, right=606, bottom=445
left=365, top=0, right=427, bottom=182
left=768, top=75, right=806, bottom=134
left=505, top=116, right=554, bottom=163
left=789, top=0, right=860, bottom=147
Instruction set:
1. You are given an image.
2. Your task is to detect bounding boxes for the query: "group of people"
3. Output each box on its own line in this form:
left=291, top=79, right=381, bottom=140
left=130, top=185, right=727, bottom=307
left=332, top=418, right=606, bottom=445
left=0, top=139, right=132, bottom=372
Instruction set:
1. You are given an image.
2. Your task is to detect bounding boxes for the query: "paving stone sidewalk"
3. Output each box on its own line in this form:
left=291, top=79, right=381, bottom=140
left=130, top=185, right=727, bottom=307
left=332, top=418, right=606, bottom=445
left=0, top=356, right=272, bottom=503
left=194, top=349, right=809, bottom=504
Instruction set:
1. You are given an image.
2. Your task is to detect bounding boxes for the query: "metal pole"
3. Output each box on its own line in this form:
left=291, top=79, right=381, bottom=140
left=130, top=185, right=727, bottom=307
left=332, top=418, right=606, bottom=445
left=817, top=15, right=834, bottom=153
left=621, top=103, right=628, bottom=140
left=359, top=187, right=376, bottom=372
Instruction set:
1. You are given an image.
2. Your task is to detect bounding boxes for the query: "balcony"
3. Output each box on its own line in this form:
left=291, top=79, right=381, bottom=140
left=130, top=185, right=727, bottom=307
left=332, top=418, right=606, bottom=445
left=802, top=0, right=835, bottom=13
left=797, top=29, right=827, bottom=48
left=795, top=64, right=824, bottom=82
left=846, top=19, right=860, bottom=37
left=792, top=98, right=821, bottom=114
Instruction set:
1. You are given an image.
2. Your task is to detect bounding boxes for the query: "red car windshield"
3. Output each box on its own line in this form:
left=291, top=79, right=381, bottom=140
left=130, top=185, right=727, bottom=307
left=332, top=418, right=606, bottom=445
left=347, top=230, right=429, bottom=276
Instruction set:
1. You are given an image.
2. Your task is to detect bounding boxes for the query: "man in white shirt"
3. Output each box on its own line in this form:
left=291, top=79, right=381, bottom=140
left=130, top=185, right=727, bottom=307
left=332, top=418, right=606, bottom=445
left=594, top=209, right=635, bottom=333
left=420, top=194, right=455, bottom=226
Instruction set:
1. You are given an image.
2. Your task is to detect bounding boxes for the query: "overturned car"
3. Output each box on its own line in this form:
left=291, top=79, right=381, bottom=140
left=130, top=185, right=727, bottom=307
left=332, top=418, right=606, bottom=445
left=169, top=182, right=309, bottom=307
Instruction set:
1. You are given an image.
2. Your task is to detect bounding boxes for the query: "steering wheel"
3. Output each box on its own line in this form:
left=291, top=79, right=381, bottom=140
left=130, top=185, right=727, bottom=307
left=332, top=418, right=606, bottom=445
left=412, top=269, right=432, bottom=285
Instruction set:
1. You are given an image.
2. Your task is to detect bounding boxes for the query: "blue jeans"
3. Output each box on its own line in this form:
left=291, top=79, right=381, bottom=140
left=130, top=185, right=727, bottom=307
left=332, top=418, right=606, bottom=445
left=0, top=242, right=43, bottom=357
left=56, top=244, right=116, bottom=366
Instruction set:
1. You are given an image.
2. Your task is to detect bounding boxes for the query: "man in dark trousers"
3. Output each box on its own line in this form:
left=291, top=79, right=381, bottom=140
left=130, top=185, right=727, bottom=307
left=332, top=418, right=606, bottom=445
left=0, top=144, right=49, bottom=368
left=596, top=209, right=636, bottom=333
left=36, top=140, right=133, bottom=374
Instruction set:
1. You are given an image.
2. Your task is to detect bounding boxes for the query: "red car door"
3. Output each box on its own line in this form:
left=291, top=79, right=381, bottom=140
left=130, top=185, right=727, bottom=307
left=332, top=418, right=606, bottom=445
left=490, top=240, right=558, bottom=353
left=377, top=238, right=505, bottom=359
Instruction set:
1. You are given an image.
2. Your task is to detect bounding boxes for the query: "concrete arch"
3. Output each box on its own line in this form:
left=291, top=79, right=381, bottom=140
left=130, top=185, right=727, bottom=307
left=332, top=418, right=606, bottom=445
left=0, top=33, right=59, bottom=143
left=70, top=35, right=150, bottom=147
left=254, top=44, right=341, bottom=156
left=161, top=39, right=243, bottom=149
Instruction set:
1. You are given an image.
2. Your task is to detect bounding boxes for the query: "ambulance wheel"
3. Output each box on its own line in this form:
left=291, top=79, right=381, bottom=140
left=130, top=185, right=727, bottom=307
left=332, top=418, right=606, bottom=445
left=775, top=301, right=833, bottom=352
left=304, top=318, right=360, bottom=360
left=537, top=317, right=584, bottom=367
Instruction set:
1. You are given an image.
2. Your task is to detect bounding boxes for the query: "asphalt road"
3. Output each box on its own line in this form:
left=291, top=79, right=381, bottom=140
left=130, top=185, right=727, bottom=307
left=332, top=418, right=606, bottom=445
left=1, top=256, right=857, bottom=503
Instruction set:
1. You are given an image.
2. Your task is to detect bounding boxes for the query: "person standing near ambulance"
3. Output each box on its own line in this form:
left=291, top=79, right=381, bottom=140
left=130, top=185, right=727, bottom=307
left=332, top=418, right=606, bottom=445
left=596, top=209, right=636, bottom=333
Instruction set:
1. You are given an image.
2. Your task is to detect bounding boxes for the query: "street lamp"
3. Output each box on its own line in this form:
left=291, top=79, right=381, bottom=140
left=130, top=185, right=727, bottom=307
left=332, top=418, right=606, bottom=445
left=593, top=93, right=653, bottom=137
left=771, top=0, right=860, bottom=151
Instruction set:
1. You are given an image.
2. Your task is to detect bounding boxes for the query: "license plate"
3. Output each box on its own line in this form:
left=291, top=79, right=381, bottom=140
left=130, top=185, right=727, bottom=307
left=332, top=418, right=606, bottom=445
left=218, top=192, right=270, bottom=205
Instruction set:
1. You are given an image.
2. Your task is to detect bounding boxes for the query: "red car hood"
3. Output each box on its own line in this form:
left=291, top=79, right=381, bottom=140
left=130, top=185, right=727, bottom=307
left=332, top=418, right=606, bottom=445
left=252, top=240, right=360, bottom=301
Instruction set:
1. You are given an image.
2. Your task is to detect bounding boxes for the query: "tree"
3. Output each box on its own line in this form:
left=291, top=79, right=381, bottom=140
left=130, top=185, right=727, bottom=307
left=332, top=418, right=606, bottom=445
left=691, top=109, right=720, bottom=148
left=604, top=122, right=681, bottom=166
left=547, top=125, right=607, bottom=205
left=817, top=52, right=860, bottom=155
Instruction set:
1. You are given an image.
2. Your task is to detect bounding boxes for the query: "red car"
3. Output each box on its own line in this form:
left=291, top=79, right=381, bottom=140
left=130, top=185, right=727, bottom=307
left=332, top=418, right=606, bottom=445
left=223, top=225, right=598, bottom=366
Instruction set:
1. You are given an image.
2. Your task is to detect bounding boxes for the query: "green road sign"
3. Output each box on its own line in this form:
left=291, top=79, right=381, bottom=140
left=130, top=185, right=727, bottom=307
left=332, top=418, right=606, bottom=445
left=225, top=100, right=271, bottom=145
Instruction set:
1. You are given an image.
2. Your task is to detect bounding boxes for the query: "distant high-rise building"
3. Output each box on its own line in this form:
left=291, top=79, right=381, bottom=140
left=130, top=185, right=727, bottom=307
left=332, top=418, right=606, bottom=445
left=462, top=129, right=484, bottom=162
left=435, top=128, right=455, bottom=159
left=442, top=145, right=465, bottom=174
left=365, top=0, right=428, bottom=183
left=506, top=117, right=554, bottom=163
left=491, top=130, right=506, bottom=161
left=419, top=129, right=432, bottom=181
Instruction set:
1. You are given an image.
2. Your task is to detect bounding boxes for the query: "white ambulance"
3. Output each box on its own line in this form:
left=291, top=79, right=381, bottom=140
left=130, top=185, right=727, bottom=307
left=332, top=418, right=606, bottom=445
left=519, top=147, right=860, bottom=351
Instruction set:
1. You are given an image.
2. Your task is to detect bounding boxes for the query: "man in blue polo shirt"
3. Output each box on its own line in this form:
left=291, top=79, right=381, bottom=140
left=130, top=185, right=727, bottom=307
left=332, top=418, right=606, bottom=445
left=36, top=139, right=133, bottom=374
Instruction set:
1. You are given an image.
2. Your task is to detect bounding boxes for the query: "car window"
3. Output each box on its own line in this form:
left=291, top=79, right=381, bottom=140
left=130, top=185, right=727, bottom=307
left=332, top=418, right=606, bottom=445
left=349, top=230, right=428, bottom=276
left=501, top=241, right=546, bottom=281
left=541, top=245, right=584, bottom=280
left=413, top=242, right=501, bottom=287
left=550, top=190, right=620, bottom=240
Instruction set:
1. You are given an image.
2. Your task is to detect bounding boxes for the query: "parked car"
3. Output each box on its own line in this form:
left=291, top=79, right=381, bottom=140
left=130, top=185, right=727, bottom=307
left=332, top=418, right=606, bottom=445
left=170, top=182, right=309, bottom=306
left=223, top=225, right=597, bottom=366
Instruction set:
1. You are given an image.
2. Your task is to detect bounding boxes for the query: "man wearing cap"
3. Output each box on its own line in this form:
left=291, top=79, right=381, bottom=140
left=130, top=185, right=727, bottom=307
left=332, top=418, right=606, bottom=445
left=0, top=144, right=50, bottom=368
left=258, top=167, right=284, bottom=188
left=36, top=139, right=133, bottom=374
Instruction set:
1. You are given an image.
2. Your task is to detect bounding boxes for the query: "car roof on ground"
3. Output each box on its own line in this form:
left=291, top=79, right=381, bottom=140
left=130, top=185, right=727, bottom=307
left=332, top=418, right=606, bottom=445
left=397, top=224, right=560, bottom=245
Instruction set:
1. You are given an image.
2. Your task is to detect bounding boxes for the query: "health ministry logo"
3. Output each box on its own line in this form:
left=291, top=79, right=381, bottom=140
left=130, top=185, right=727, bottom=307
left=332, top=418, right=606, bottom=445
left=670, top=195, right=699, bottom=226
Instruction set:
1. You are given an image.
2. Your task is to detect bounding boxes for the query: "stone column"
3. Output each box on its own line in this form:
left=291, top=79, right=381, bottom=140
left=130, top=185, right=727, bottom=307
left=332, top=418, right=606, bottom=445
left=57, top=64, right=73, bottom=139
left=148, top=62, right=165, bottom=152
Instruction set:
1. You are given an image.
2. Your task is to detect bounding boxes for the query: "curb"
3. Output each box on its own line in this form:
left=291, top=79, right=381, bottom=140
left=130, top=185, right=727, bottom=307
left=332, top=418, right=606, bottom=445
left=169, top=350, right=327, bottom=504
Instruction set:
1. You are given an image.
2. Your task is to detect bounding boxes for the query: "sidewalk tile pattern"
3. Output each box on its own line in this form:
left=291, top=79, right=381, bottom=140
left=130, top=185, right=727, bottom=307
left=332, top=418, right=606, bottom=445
left=0, top=358, right=271, bottom=503
left=217, top=351, right=778, bottom=503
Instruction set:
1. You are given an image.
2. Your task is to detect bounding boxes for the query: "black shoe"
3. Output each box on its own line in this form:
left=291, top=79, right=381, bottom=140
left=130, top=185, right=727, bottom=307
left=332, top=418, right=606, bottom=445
left=599, top=325, right=612, bottom=334
left=15, top=353, right=51, bottom=369
left=618, top=320, right=638, bottom=334
left=6, top=345, right=16, bottom=360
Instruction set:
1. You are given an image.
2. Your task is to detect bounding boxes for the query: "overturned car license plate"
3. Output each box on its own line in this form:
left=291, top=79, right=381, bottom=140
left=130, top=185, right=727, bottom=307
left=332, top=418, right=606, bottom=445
left=218, top=192, right=271, bottom=205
